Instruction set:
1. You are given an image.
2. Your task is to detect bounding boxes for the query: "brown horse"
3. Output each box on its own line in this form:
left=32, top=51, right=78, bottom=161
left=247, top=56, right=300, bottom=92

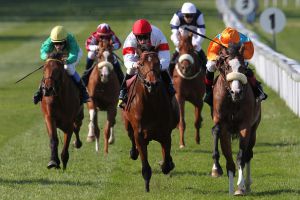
left=122, top=50, right=179, bottom=192
left=210, top=44, right=261, bottom=195
left=40, top=52, right=83, bottom=170
left=172, top=28, right=205, bottom=148
left=86, top=39, right=120, bottom=153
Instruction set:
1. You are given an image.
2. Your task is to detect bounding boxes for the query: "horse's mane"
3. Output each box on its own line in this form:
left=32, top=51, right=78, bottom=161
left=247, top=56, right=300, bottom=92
left=48, top=52, right=64, bottom=61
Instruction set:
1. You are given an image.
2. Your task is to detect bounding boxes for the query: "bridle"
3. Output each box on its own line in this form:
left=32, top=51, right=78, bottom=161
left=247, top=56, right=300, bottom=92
left=137, top=52, right=161, bottom=93
left=42, top=58, right=64, bottom=97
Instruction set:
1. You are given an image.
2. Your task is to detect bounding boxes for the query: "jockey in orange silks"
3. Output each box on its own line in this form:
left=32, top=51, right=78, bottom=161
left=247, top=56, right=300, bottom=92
left=204, top=27, right=267, bottom=106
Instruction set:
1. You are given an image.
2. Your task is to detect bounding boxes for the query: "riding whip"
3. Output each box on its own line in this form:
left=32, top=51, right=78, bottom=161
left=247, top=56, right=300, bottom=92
left=15, top=64, right=43, bottom=84
left=184, top=27, right=227, bottom=49
left=113, top=53, right=124, bottom=65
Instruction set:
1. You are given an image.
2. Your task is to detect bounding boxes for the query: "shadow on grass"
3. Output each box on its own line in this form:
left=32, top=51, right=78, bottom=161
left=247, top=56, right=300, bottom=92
left=0, top=177, right=100, bottom=187
left=251, top=189, right=300, bottom=196
left=256, top=141, right=299, bottom=147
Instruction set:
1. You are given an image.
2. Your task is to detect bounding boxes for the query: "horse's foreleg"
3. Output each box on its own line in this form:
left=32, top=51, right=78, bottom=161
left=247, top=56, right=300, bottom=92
left=107, top=108, right=117, bottom=147
left=178, top=98, right=186, bottom=149
left=45, top=116, right=60, bottom=169
left=73, top=108, right=83, bottom=149
left=61, top=130, right=72, bottom=170
left=194, top=103, right=203, bottom=144
left=219, top=126, right=235, bottom=195
left=160, top=133, right=175, bottom=174
left=127, top=123, right=138, bottom=160
left=135, top=133, right=151, bottom=192
left=211, top=124, right=223, bottom=177
left=88, top=109, right=100, bottom=152
left=235, top=128, right=253, bottom=195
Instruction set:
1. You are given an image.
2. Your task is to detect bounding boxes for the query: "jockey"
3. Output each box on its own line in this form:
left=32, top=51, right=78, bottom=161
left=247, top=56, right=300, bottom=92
left=82, top=23, right=124, bottom=86
left=33, top=25, right=89, bottom=104
left=119, top=19, right=174, bottom=108
left=169, top=2, right=207, bottom=73
left=204, top=27, right=268, bottom=106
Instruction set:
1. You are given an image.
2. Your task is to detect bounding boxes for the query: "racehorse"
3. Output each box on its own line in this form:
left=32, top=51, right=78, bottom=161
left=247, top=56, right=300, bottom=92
left=40, top=52, right=83, bottom=170
left=172, top=28, right=205, bottom=148
left=122, top=48, right=179, bottom=192
left=86, top=38, right=120, bottom=153
left=210, top=43, right=261, bottom=195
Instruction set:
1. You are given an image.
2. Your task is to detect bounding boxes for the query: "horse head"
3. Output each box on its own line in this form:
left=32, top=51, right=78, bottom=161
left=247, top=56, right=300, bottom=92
left=216, top=43, right=248, bottom=102
left=42, top=52, right=65, bottom=97
left=137, top=51, right=161, bottom=94
left=177, top=28, right=198, bottom=78
left=97, top=39, right=115, bottom=83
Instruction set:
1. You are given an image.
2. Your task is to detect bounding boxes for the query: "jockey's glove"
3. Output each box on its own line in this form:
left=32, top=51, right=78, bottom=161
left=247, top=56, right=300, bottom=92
left=206, top=60, right=216, bottom=72
left=89, top=45, right=99, bottom=51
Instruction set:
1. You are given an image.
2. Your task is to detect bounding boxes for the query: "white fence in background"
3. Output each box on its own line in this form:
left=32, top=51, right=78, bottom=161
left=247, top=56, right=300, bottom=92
left=216, top=0, right=300, bottom=117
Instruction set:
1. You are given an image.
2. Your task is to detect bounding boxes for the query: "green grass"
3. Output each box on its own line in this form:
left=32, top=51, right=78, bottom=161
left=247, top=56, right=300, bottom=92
left=0, top=1, right=300, bottom=199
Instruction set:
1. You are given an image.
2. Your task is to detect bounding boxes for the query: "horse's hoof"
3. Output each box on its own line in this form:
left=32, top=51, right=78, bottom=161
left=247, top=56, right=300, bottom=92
left=234, top=188, right=246, bottom=196
left=130, top=149, right=139, bottom=160
left=108, top=137, right=115, bottom=145
left=161, top=161, right=175, bottom=174
left=179, top=144, right=185, bottom=149
left=47, top=160, right=59, bottom=169
left=86, top=136, right=95, bottom=143
left=73, top=140, right=82, bottom=149
left=211, top=168, right=222, bottom=177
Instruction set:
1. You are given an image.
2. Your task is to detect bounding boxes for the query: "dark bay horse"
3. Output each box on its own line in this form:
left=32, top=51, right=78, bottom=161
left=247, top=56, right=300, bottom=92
left=210, top=44, right=261, bottom=195
left=172, top=28, right=205, bottom=148
left=122, top=50, right=179, bottom=192
left=41, top=53, right=83, bottom=170
left=86, top=39, right=120, bottom=153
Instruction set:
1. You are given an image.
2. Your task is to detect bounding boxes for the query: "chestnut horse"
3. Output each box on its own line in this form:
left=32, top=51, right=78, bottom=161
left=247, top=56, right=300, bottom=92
left=40, top=52, right=83, bottom=170
left=86, top=39, right=120, bottom=153
left=210, top=44, right=261, bottom=195
left=172, top=28, right=205, bottom=148
left=122, top=49, right=179, bottom=192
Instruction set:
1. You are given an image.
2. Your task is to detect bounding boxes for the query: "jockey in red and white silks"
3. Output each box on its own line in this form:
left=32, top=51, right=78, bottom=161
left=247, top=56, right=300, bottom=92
left=118, top=19, right=174, bottom=108
left=82, top=23, right=124, bottom=86
left=122, top=25, right=170, bottom=75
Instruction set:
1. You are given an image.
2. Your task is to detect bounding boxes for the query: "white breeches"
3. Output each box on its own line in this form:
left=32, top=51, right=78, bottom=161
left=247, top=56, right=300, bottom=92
left=64, top=48, right=83, bottom=76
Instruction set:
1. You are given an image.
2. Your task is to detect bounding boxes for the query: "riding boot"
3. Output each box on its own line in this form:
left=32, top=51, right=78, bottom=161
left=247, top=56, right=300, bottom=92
left=113, top=61, right=124, bottom=86
left=204, top=70, right=214, bottom=107
left=196, top=49, right=208, bottom=72
left=161, top=70, right=176, bottom=97
left=71, top=72, right=90, bottom=104
left=81, top=58, right=94, bottom=86
left=33, top=83, right=42, bottom=105
left=118, top=73, right=134, bottom=108
left=246, top=68, right=268, bottom=101
left=169, top=51, right=179, bottom=76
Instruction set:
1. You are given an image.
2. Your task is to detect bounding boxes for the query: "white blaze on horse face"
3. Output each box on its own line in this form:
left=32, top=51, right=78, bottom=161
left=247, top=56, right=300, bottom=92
left=103, top=50, right=110, bottom=61
left=229, top=58, right=242, bottom=93
left=102, top=66, right=109, bottom=76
